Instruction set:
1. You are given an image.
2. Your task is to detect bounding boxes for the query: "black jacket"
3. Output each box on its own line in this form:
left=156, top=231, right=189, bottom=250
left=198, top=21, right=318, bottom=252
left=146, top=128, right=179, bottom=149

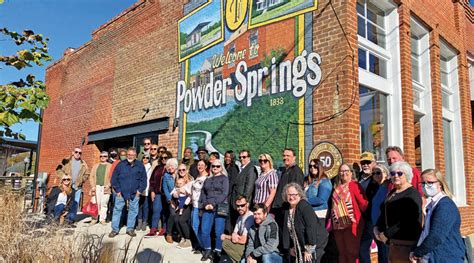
left=281, top=200, right=328, bottom=250
left=273, top=164, right=304, bottom=209
left=45, top=186, right=76, bottom=215
left=229, top=163, right=257, bottom=209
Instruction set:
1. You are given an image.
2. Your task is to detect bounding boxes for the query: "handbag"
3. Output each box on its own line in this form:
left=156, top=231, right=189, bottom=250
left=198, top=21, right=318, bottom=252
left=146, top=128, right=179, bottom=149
left=82, top=195, right=98, bottom=217
left=216, top=202, right=229, bottom=217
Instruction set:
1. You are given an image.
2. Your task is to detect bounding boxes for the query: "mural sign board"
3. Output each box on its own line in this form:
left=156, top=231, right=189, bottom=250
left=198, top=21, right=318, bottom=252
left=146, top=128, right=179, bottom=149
left=176, top=0, right=321, bottom=169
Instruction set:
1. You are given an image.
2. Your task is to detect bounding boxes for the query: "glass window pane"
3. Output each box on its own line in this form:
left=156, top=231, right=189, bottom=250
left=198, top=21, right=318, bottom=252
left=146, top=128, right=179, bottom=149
left=413, top=88, right=421, bottom=108
left=366, top=2, right=385, bottom=28
left=367, top=22, right=386, bottom=48
left=357, top=1, right=364, bottom=16
left=442, top=90, right=451, bottom=109
left=369, top=53, right=387, bottom=78
left=359, top=86, right=388, bottom=161
left=412, top=56, right=421, bottom=83
left=443, top=119, right=454, bottom=192
left=358, top=48, right=367, bottom=69
left=441, top=70, right=449, bottom=86
left=358, top=16, right=366, bottom=38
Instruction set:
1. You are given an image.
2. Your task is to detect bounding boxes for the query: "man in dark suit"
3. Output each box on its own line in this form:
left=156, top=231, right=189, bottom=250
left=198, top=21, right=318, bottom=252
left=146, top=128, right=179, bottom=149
left=229, top=150, right=257, bottom=230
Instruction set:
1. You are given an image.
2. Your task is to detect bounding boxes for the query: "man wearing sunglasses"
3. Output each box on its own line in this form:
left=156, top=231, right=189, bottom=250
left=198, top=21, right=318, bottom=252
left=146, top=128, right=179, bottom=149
left=63, top=147, right=90, bottom=223
left=221, top=196, right=254, bottom=263
left=229, top=150, right=257, bottom=229
left=137, top=138, right=153, bottom=161
left=358, top=152, right=387, bottom=263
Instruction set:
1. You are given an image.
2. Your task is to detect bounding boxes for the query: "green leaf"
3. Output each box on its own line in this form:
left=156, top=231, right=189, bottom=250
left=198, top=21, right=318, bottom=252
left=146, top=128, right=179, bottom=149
left=0, top=111, right=20, bottom=126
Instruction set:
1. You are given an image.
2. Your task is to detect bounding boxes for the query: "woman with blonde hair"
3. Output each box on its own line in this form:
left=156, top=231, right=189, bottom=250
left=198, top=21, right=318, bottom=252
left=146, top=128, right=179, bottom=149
left=253, top=153, right=279, bottom=209
left=409, top=169, right=465, bottom=263
left=47, top=173, right=77, bottom=224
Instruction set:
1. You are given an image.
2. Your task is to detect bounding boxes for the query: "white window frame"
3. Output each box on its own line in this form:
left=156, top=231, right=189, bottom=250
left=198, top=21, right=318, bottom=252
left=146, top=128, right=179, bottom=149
left=358, top=0, right=403, bottom=160
left=410, top=17, right=435, bottom=170
left=439, top=40, right=466, bottom=205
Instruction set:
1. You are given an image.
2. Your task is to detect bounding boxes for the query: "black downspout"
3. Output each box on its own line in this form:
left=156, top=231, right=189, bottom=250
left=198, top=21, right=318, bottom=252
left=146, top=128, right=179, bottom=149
left=32, top=109, right=44, bottom=211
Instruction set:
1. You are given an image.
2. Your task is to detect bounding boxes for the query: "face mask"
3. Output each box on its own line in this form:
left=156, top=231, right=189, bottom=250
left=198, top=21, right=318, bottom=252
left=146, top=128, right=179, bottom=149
left=120, top=156, right=127, bottom=161
left=422, top=184, right=440, bottom=197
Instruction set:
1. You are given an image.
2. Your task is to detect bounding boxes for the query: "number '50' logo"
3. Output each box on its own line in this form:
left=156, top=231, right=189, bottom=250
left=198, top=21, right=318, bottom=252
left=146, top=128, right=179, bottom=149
left=225, top=0, right=248, bottom=31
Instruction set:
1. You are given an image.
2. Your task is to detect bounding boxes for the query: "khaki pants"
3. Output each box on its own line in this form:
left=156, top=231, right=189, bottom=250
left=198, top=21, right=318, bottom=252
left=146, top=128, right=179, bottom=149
left=92, top=185, right=110, bottom=221
left=222, top=239, right=245, bottom=263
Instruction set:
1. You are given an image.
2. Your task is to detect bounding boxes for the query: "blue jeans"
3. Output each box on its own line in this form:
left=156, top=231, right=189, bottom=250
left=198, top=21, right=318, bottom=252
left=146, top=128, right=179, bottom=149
left=360, top=220, right=389, bottom=263
left=151, top=194, right=164, bottom=229
left=191, top=207, right=202, bottom=247
left=240, top=252, right=282, bottom=263
left=201, top=210, right=226, bottom=251
left=54, top=203, right=76, bottom=222
left=111, top=195, right=139, bottom=232
left=70, top=188, right=81, bottom=221
left=137, top=195, right=150, bottom=222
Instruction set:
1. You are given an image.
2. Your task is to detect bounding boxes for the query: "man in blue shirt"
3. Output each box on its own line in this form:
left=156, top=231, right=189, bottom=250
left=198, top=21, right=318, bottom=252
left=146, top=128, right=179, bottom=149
left=109, top=147, right=147, bottom=237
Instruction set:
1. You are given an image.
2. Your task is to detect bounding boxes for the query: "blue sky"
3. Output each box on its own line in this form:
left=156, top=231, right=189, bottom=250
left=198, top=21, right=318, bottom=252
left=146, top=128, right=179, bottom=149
left=0, top=0, right=137, bottom=141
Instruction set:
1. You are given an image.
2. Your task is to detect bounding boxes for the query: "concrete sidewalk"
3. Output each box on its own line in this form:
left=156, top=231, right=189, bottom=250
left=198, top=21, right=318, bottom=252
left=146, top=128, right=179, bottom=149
left=74, top=215, right=205, bottom=263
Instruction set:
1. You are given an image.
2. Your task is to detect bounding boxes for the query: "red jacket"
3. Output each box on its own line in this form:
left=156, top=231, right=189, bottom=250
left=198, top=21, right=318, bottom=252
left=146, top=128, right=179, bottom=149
left=348, top=181, right=369, bottom=225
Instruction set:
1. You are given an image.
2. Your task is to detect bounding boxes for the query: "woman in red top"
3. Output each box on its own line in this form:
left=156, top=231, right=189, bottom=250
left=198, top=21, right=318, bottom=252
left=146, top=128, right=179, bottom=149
left=330, top=163, right=368, bottom=263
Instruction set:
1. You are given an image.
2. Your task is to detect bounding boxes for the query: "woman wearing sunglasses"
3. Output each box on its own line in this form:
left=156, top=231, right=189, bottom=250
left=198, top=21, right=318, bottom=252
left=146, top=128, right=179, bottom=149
left=199, top=159, right=229, bottom=261
left=253, top=153, right=279, bottom=210
left=89, top=151, right=112, bottom=225
left=171, top=164, right=194, bottom=249
left=409, top=169, right=465, bottom=263
left=46, top=172, right=77, bottom=225
left=304, top=159, right=332, bottom=219
left=374, top=161, right=422, bottom=263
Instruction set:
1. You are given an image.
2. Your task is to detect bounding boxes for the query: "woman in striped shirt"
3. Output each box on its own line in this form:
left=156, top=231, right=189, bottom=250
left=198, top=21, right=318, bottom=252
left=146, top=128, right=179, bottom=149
left=253, top=153, right=279, bottom=210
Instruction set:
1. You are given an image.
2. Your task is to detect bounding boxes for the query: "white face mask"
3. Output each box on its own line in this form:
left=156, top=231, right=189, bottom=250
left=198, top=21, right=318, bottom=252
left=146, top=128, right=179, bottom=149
left=422, top=184, right=440, bottom=197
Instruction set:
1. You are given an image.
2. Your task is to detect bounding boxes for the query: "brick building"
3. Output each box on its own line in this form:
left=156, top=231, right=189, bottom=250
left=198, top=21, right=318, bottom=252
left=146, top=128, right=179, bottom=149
left=39, top=0, right=474, bottom=235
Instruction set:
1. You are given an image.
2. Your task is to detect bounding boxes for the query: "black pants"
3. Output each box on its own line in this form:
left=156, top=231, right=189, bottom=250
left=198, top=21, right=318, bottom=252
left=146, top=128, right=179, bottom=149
left=174, top=206, right=192, bottom=239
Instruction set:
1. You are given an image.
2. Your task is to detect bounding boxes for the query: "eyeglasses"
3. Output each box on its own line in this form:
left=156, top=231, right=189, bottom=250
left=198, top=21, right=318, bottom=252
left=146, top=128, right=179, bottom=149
left=100, top=155, right=108, bottom=158
left=74, top=151, right=82, bottom=155
left=151, top=148, right=158, bottom=150
left=360, top=160, right=372, bottom=165
left=239, top=156, right=248, bottom=159
left=421, top=181, right=439, bottom=187
left=390, top=171, right=405, bottom=177
left=236, top=203, right=247, bottom=208
left=287, top=193, right=299, bottom=197
left=142, top=157, right=150, bottom=160
left=62, top=178, right=71, bottom=182
left=178, top=169, right=186, bottom=172
left=160, top=156, right=169, bottom=160
left=211, top=165, right=221, bottom=168
left=258, top=159, right=269, bottom=164
left=309, top=164, right=318, bottom=169
left=373, top=171, right=382, bottom=176
left=144, top=143, right=151, bottom=145
left=159, top=150, right=165, bottom=153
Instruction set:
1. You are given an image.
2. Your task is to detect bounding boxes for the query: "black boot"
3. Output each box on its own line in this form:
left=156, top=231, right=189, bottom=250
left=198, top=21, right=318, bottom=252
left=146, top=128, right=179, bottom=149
left=201, top=250, right=213, bottom=261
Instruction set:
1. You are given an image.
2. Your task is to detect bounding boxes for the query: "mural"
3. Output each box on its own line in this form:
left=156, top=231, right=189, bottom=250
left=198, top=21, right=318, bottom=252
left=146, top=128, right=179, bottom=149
left=176, top=0, right=320, bottom=168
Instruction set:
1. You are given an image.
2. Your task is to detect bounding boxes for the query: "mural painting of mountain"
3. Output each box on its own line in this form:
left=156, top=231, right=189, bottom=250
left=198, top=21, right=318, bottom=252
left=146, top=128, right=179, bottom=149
left=178, top=0, right=224, bottom=62
left=249, top=0, right=317, bottom=28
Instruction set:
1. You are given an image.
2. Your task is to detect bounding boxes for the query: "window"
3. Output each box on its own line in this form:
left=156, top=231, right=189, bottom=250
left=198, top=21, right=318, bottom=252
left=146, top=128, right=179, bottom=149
left=357, top=0, right=402, bottom=161
left=410, top=17, right=435, bottom=170
left=359, top=86, right=388, bottom=161
left=357, top=0, right=386, bottom=48
left=439, top=39, right=466, bottom=204
left=358, top=47, right=387, bottom=78
left=228, top=43, right=236, bottom=68
left=249, top=30, right=259, bottom=58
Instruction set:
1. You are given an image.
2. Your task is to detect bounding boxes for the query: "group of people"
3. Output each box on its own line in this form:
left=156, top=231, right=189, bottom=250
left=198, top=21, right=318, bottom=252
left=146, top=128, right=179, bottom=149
left=45, top=138, right=468, bottom=263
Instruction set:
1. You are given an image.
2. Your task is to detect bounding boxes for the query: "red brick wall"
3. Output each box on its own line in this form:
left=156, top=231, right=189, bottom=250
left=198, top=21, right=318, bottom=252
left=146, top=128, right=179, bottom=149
left=40, top=0, right=185, bottom=200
